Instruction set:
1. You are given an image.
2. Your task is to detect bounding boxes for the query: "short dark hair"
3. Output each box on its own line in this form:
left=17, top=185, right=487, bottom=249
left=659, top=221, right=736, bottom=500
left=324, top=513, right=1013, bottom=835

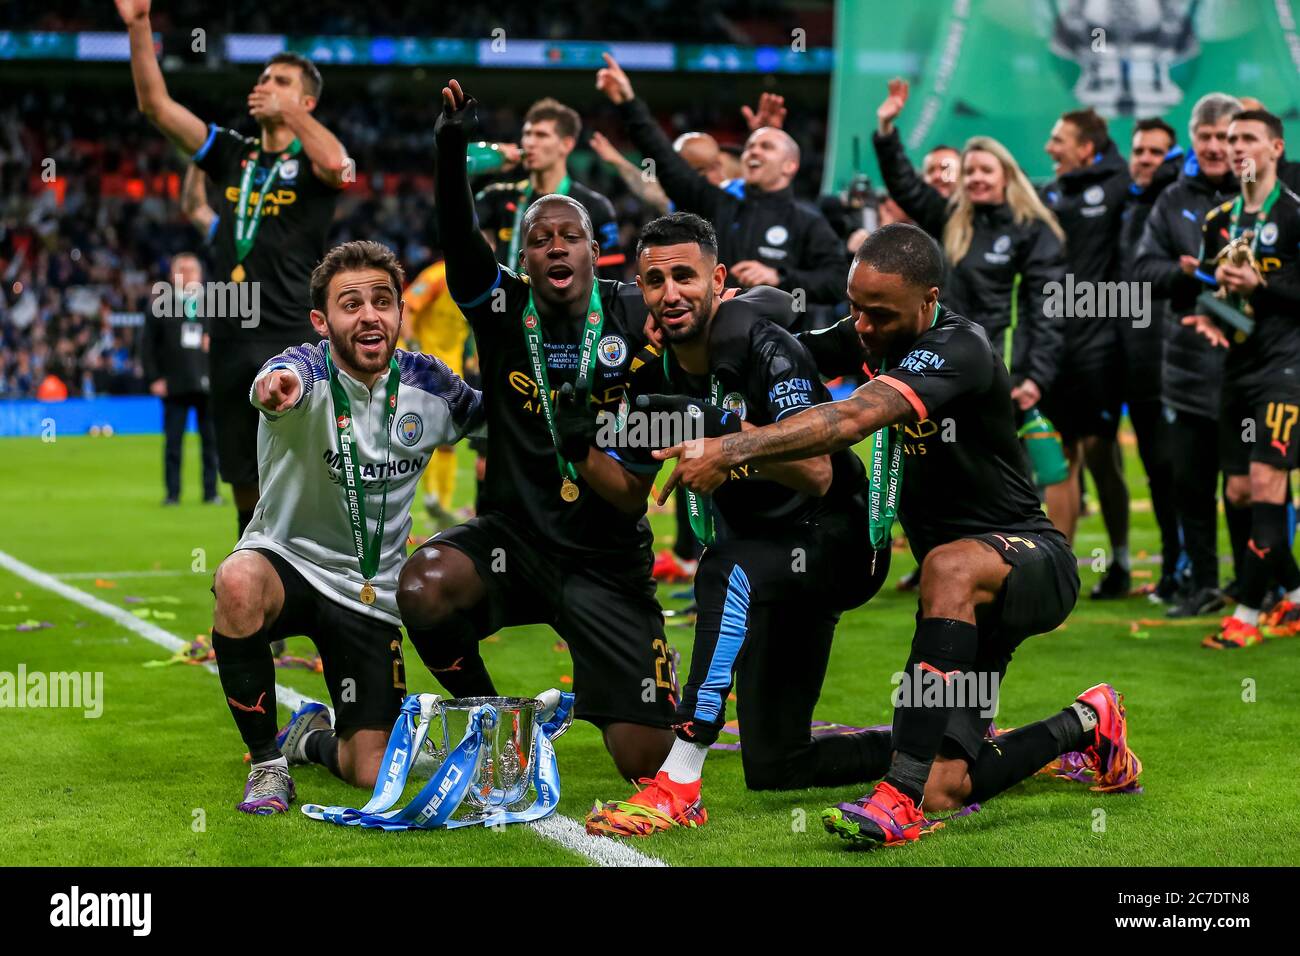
left=310, top=240, right=404, bottom=312
left=266, top=52, right=323, bottom=100
left=1231, top=108, right=1285, bottom=142
left=927, top=144, right=959, bottom=156
left=1060, top=107, right=1110, bottom=154
left=635, top=212, right=718, bottom=261
left=1134, top=117, right=1177, bottom=144
left=524, top=97, right=581, bottom=140
left=519, top=194, right=594, bottom=245
left=852, top=222, right=944, bottom=290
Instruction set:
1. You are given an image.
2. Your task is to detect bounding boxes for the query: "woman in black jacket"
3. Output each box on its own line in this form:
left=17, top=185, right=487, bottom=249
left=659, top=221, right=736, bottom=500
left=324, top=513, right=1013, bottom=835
left=871, top=80, right=1073, bottom=544
left=873, top=79, right=1068, bottom=414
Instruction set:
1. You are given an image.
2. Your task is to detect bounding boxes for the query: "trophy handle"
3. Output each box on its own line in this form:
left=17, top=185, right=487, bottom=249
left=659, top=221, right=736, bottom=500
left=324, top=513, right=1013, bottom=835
left=418, top=694, right=450, bottom=765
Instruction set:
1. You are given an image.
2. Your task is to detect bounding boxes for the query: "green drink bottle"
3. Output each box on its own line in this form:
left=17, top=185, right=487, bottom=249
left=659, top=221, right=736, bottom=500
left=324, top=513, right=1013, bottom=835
left=466, top=142, right=507, bottom=176
left=1017, top=406, right=1069, bottom=486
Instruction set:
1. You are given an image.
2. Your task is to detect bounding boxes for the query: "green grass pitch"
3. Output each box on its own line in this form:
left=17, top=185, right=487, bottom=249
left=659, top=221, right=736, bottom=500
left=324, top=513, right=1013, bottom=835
left=0, top=429, right=1296, bottom=866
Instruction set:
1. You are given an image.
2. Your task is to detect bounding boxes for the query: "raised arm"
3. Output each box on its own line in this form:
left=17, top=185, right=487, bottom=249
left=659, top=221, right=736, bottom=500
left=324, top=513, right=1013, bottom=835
left=872, top=79, right=949, bottom=238
left=116, top=0, right=208, bottom=154
left=264, top=97, right=349, bottom=188
left=598, top=54, right=734, bottom=222
left=589, top=131, right=670, bottom=215
left=434, top=80, right=509, bottom=308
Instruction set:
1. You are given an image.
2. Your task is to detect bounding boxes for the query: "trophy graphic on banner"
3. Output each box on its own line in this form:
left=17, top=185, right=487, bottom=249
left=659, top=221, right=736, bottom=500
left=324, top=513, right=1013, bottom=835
left=1049, top=0, right=1199, bottom=117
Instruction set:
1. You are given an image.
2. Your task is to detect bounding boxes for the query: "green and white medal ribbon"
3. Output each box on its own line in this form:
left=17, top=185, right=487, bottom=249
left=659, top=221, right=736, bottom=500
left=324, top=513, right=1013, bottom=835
left=663, top=350, right=720, bottom=547
left=507, top=175, right=571, bottom=265
left=325, top=346, right=400, bottom=604
left=1223, top=180, right=1281, bottom=311
left=520, top=282, right=604, bottom=502
left=231, top=138, right=303, bottom=280
left=866, top=302, right=940, bottom=550
left=1228, top=180, right=1282, bottom=254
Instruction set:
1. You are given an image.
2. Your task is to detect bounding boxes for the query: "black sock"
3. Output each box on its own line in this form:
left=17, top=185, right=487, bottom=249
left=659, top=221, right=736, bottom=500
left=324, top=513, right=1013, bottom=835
left=1240, top=502, right=1291, bottom=608
left=967, top=721, right=1067, bottom=804
left=212, top=629, right=279, bottom=763
left=1224, top=498, right=1251, bottom=584
left=811, top=729, right=893, bottom=787
left=237, top=508, right=255, bottom=536
left=885, top=617, right=979, bottom=803
left=406, top=612, right=496, bottom=699
left=1043, top=705, right=1090, bottom=753
left=303, top=729, right=343, bottom=779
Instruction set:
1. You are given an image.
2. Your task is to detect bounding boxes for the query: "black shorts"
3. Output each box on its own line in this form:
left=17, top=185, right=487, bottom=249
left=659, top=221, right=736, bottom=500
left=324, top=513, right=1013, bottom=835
left=209, top=337, right=306, bottom=487
left=939, top=529, right=1080, bottom=763
left=422, top=512, right=673, bottom=729
left=1041, top=364, right=1123, bottom=446
left=1218, top=393, right=1300, bottom=476
left=248, top=548, right=406, bottom=735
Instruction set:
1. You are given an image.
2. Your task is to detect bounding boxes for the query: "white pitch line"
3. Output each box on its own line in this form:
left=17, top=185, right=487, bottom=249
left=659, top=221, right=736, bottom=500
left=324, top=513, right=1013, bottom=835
left=0, top=549, right=665, bottom=868
left=531, top=814, right=666, bottom=867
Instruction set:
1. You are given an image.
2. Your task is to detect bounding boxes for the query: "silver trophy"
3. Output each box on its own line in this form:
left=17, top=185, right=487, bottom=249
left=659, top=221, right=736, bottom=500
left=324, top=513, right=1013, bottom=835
left=1049, top=0, right=1199, bottom=117
left=419, top=694, right=571, bottom=820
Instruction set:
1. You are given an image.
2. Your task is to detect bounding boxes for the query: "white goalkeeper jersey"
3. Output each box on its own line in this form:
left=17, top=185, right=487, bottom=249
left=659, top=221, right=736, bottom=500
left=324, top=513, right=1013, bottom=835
left=236, top=341, right=482, bottom=625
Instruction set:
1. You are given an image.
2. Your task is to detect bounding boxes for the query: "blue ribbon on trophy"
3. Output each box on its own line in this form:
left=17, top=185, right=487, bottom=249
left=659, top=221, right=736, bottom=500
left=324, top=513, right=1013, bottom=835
left=301, top=690, right=575, bottom=831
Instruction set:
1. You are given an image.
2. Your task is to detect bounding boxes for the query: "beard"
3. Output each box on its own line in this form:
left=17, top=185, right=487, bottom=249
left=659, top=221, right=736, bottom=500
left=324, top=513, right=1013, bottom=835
left=659, top=286, right=714, bottom=343
left=327, top=322, right=397, bottom=376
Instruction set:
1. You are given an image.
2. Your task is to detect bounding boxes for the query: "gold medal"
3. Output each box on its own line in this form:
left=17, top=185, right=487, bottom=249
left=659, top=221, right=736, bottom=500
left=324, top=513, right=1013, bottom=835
left=560, top=478, right=580, bottom=502
left=231, top=263, right=246, bottom=283
left=360, top=582, right=376, bottom=605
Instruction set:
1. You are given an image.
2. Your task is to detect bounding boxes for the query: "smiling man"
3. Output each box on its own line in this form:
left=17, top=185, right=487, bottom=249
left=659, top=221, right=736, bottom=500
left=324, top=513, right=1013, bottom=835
left=584, top=213, right=890, bottom=838
left=209, top=240, right=481, bottom=815
left=397, top=80, right=677, bottom=781
left=597, top=54, right=848, bottom=309
left=653, top=223, right=1141, bottom=847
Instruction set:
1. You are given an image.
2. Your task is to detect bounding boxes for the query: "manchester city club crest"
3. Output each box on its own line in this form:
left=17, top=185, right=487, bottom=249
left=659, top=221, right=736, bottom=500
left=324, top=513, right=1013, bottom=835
left=1260, top=222, right=1279, bottom=248
left=279, top=158, right=299, bottom=181
left=397, top=412, right=423, bottom=446
left=597, top=334, right=627, bottom=367
left=721, top=392, right=747, bottom=420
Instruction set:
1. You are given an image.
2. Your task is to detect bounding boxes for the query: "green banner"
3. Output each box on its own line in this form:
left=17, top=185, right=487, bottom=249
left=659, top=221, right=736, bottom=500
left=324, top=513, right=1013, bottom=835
left=823, top=0, right=1300, bottom=194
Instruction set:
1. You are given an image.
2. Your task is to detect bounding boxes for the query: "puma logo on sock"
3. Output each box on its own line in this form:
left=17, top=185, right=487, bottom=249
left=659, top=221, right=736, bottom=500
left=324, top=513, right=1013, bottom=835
left=227, top=692, right=267, bottom=714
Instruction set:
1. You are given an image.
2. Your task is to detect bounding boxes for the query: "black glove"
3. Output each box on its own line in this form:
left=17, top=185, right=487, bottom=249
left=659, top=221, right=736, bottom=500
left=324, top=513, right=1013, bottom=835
left=555, top=382, right=600, bottom=463
left=434, top=82, right=478, bottom=140
left=635, top=393, right=743, bottom=443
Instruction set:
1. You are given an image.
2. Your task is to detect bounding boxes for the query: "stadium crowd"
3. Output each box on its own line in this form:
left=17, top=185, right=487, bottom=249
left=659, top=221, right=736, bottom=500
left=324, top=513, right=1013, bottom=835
left=0, top=88, right=827, bottom=398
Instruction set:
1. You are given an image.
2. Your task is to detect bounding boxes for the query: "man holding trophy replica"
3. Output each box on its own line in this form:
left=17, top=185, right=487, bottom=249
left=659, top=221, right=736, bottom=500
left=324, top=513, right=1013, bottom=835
left=209, top=240, right=481, bottom=814
left=1182, top=110, right=1300, bottom=649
